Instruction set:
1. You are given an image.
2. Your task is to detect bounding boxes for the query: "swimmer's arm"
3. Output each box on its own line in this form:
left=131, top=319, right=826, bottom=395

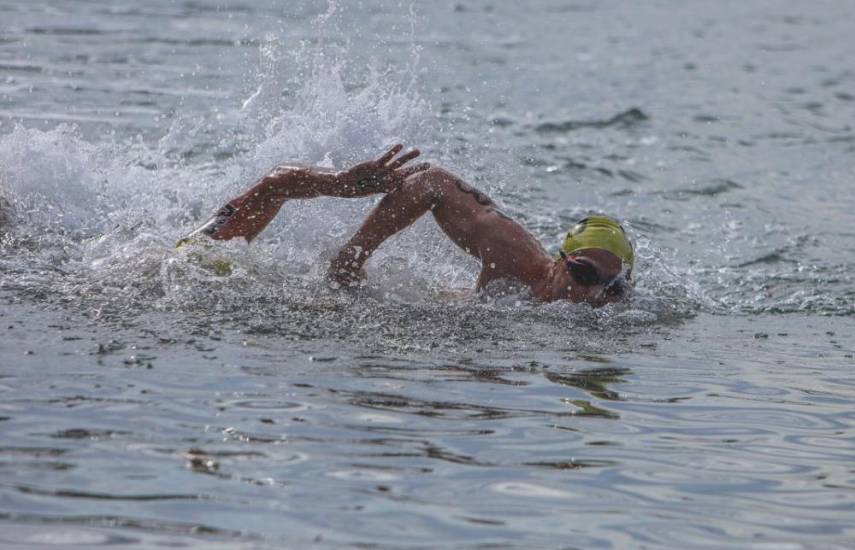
left=328, top=168, right=554, bottom=289
left=268, top=144, right=429, bottom=200
left=192, top=145, right=429, bottom=242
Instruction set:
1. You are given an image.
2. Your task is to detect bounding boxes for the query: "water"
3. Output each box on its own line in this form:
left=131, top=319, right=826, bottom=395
left=1, top=1, right=854, bottom=548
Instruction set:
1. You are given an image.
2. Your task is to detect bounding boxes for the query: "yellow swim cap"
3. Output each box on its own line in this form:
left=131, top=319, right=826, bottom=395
left=560, top=215, right=634, bottom=270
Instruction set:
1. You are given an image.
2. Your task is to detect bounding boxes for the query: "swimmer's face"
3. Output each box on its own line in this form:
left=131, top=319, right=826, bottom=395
left=552, top=249, right=630, bottom=306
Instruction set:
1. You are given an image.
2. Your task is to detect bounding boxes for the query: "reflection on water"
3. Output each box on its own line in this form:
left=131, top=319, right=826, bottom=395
left=2, top=298, right=855, bottom=547
left=345, top=367, right=627, bottom=421
left=546, top=367, right=631, bottom=401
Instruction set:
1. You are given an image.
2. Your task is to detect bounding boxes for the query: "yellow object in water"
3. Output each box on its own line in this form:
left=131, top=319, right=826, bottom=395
left=175, top=235, right=233, bottom=277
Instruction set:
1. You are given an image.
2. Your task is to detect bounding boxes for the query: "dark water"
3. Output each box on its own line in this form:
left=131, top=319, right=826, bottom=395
left=1, top=1, right=854, bottom=548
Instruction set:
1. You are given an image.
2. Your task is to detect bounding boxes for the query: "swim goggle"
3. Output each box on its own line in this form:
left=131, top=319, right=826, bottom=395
left=559, top=250, right=631, bottom=298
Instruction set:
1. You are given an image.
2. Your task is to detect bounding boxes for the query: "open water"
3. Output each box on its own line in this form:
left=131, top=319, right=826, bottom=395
left=1, top=1, right=854, bottom=548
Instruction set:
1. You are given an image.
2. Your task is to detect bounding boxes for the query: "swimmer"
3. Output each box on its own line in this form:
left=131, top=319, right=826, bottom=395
left=179, top=144, right=634, bottom=306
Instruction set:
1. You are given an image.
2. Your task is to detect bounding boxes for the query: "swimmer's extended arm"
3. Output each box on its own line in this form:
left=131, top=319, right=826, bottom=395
left=187, top=145, right=429, bottom=242
left=328, top=167, right=555, bottom=290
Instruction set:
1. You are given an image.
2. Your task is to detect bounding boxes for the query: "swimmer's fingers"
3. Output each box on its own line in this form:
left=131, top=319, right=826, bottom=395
left=397, top=162, right=431, bottom=180
left=376, top=144, right=404, bottom=165
left=339, top=145, right=421, bottom=196
left=387, top=148, right=420, bottom=169
left=375, top=162, right=429, bottom=193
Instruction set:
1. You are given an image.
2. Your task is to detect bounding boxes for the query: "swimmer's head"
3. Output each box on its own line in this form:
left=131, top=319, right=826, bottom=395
left=559, top=215, right=634, bottom=274
left=553, top=215, right=634, bottom=305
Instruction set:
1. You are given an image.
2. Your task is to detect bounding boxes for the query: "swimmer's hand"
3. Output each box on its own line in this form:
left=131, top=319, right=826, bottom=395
left=335, top=144, right=430, bottom=197
left=327, top=248, right=368, bottom=288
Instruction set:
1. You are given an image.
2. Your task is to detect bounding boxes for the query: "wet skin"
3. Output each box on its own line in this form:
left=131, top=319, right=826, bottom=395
left=192, top=145, right=627, bottom=305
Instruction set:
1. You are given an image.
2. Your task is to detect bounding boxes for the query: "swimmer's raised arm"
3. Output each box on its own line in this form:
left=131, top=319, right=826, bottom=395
left=273, top=145, right=428, bottom=200
left=181, top=145, right=429, bottom=243
left=328, top=166, right=554, bottom=291
left=328, top=166, right=632, bottom=306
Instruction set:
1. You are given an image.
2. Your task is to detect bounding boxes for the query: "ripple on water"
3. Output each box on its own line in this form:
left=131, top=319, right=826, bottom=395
left=327, top=468, right=403, bottom=482
left=0, top=525, right=138, bottom=547
left=490, top=481, right=575, bottom=500
left=0, top=516, right=254, bottom=547
left=353, top=412, right=405, bottom=424
left=635, top=404, right=847, bottom=431
left=223, top=399, right=309, bottom=411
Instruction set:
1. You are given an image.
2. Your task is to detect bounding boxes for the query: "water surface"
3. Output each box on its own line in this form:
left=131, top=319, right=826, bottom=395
left=1, top=1, right=854, bottom=548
